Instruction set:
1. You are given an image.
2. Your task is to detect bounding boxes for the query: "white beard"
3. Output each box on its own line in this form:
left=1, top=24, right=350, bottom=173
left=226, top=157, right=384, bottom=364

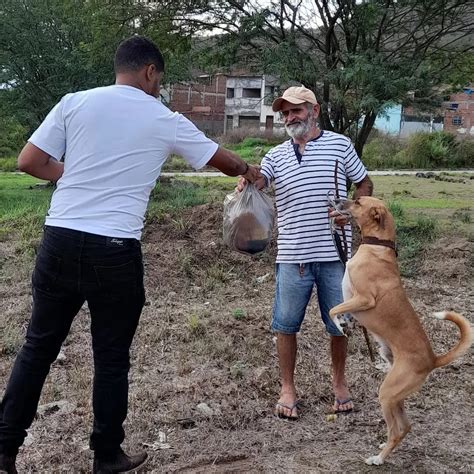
left=285, top=116, right=313, bottom=139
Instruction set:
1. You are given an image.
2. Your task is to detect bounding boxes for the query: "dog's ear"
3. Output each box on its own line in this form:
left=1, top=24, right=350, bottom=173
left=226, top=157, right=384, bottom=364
left=370, top=206, right=387, bottom=229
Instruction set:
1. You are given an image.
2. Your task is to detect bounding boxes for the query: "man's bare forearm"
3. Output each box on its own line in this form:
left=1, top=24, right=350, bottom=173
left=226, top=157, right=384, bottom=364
left=207, top=146, right=249, bottom=176
left=18, top=142, right=64, bottom=182
left=353, top=176, right=373, bottom=198
left=206, top=146, right=261, bottom=182
left=22, top=159, right=64, bottom=182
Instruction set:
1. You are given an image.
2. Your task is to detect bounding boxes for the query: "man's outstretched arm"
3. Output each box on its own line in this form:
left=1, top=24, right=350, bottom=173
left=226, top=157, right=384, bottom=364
left=206, top=146, right=261, bottom=183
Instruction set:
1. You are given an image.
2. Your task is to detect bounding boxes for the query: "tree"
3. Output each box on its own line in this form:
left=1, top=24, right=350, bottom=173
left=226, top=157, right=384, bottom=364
left=0, top=0, right=194, bottom=134
left=178, top=0, right=474, bottom=155
left=0, top=91, right=27, bottom=157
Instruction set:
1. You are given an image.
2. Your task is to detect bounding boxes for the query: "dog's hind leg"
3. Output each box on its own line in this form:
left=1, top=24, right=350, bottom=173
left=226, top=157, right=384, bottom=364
left=395, top=400, right=411, bottom=441
left=378, top=402, right=410, bottom=450
left=366, top=367, right=423, bottom=465
left=366, top=397, right=400, bottom=465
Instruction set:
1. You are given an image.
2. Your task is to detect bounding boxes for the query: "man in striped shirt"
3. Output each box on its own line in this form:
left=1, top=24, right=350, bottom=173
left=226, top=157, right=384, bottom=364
left=240, top=85, right=373, bottom=419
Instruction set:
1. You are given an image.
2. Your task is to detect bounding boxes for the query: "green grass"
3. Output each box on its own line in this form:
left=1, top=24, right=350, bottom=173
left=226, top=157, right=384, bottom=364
left=146, top=179, right=209, bottom=221
left=232, top=308, right=246, bottom=320
left=223, top=138, right=273, bottom=164
left=399, top=199, right=467, bottom=209
left=374, top=176, right=471, bottom=203
left=0, top=173, right=53, bottom=245
left=373, top=175, right=473, bottom=236
left=0, top=174, right=214, bottom=248
left=374, top=175, right=472, bottom=274
left=388, top=202, right=438, bottom=276
left=2, top=172, right=472, bottom=269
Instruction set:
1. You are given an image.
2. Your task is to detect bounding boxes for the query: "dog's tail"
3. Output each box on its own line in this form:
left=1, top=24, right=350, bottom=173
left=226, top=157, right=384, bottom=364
left=432, top=311, right=473, bottom=368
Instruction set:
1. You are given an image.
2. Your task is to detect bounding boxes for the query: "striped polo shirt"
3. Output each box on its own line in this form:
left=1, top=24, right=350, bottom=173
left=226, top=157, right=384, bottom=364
left=260, top=130, right=367, bottom=263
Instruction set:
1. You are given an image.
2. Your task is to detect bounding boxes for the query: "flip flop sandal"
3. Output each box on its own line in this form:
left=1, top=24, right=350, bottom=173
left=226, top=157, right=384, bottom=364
left=333, top=398, right=354, bottom=414
left=274, top=400, right=300, bottom=420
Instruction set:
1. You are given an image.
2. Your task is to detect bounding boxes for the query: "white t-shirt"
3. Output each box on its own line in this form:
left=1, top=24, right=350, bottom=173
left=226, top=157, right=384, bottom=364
left=29, top=85, right=218, bottom=239
left=260, top=131, right=367, bottom=263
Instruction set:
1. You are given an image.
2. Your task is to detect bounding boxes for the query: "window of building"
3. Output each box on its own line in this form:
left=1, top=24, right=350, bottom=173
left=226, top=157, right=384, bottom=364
left=226, top=115, right=234, bottom=131
left=239, top=115, right=260, bottom=128
left=242, top=88, right=261, bottom=99
left=452, top=116, right=462, bottom=126
left=196, top=75, right=211, bottom=85
left=226, top=88, right=235, bottom=99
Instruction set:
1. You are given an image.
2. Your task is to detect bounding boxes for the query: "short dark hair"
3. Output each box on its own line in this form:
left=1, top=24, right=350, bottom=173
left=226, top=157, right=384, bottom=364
left=114, top=36, right=165, bottom=73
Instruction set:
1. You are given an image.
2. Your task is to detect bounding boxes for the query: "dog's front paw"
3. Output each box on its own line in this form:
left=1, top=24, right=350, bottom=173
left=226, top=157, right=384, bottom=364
left=333, top=314, right=346, bottom=336
left=375, top=362, right=391, bottom=373
left=336, top=313, right=356, bottom=336
left=365, top=454, right=384, bottom=466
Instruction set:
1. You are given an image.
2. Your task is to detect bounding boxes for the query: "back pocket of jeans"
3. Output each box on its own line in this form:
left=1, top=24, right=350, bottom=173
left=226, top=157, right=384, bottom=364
left=94, top=260, right=138, bottom=291
left=32, top=249, right=62, bottom=291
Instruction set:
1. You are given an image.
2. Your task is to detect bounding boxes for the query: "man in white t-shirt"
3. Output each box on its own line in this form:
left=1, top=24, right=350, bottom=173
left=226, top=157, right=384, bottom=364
left=238, top=86, right=373, bottom=420
left=0, top=36, right=260, bottom=474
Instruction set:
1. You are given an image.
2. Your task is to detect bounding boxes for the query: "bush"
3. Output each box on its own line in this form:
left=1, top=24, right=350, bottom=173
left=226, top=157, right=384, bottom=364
left=362, top=135, right=403, bottom=169
left=0, top=115, right=26, bottom=158
left=0, top=157, right=17, bottom=172
left=362, top=131, right=470, bottom=169
left=453, top=137, right=474, bottom=167
left=402, top=131, right=457, bottom=169
left=400, top=133, right=432, bottom=168
left=161, top=154, right=193, bottom=172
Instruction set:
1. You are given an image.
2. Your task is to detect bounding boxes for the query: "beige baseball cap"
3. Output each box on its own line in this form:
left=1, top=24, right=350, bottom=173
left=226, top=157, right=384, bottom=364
left=272, top=85, right=318, bottom=112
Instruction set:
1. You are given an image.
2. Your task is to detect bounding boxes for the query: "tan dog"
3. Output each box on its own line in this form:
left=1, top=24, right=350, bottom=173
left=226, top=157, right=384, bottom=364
left=329, top=196, right=472, bottom=466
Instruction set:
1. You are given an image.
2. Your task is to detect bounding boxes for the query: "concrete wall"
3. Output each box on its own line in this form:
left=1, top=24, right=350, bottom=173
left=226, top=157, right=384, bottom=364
left=399, top=121, right=443, bottom=137
left=225, top=75, right=284, bottom=133
left=374, top=105, right=402, bottom=135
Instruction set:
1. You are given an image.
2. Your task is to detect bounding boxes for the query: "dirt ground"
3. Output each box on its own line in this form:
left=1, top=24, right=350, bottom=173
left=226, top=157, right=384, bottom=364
left=0, top=202, right=473, bottom=473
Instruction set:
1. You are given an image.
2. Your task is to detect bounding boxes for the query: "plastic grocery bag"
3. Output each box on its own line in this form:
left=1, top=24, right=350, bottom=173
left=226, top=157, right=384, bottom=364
left=223, top=183, right=275, bottom=255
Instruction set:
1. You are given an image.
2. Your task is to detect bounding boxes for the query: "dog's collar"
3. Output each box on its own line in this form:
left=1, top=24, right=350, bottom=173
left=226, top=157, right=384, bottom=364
left=361, top=236, right=398, bottom=256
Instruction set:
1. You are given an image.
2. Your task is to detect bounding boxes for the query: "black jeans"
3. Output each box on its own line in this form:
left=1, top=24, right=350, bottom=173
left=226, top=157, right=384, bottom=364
left=0, top=226, right=145, bottom=457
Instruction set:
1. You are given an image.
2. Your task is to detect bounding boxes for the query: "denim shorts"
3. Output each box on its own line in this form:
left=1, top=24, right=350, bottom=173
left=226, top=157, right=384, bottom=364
left=271, top=261, right=345, bottom=336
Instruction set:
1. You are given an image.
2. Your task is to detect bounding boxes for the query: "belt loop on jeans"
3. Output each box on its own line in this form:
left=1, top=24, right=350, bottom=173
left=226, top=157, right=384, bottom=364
left=299, top=263, right=304, bottom=277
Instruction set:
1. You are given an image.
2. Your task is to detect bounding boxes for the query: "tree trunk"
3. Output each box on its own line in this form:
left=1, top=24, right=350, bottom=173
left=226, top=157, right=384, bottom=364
left=319, top=108, right=334, bottom=132
left=355, top=111, right=377, bottom=158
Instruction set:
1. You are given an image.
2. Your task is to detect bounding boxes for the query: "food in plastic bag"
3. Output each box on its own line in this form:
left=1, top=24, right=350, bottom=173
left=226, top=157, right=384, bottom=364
left=223, top=183, right=274, bottom=255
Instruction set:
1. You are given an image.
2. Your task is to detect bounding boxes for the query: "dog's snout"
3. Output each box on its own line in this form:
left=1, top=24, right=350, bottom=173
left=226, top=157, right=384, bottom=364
left=333, top=198, right=350, bottom=211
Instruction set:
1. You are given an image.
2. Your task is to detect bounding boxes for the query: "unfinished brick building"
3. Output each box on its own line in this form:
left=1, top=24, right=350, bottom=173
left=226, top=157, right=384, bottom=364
left=167, top=74, right=226, bottom=136
left=443, top=88, right=474, bottom=137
